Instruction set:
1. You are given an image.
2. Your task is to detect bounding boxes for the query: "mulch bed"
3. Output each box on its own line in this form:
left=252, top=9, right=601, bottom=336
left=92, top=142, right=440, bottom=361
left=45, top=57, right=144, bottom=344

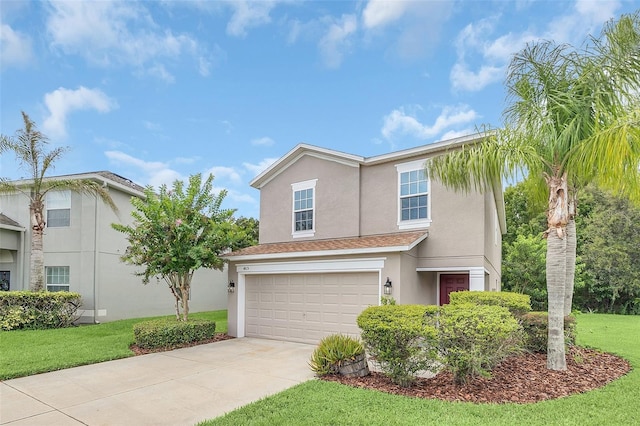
left=321, top=346, right=632, bottom=404
left=129, top=333, right=234, bottom=355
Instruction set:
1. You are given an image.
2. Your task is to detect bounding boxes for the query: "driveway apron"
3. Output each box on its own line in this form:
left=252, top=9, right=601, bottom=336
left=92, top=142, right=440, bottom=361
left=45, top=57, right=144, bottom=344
left=1, top=338, right=315, bottom=425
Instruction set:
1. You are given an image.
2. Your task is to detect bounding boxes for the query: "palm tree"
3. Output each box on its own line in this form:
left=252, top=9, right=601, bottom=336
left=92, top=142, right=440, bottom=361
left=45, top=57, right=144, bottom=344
left=0, top=112, right=117, bottom=291
left=426, top=14, right=640, bottom=370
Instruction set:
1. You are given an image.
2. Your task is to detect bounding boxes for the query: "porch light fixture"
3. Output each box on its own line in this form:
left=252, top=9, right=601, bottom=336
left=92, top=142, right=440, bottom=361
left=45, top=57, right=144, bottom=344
left=384, top=277, right=392, bottom=295
left=228, top=280, right=235, bottom=293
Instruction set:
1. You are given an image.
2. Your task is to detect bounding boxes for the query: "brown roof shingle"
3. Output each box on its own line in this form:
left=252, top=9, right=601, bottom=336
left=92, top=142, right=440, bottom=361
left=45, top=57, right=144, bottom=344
left=226, top=231, right=428, bottom=258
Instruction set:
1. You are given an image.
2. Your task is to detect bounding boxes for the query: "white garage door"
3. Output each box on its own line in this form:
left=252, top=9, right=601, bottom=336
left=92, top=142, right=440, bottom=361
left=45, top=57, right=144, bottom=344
left=245, top=272, right=379, bottom=344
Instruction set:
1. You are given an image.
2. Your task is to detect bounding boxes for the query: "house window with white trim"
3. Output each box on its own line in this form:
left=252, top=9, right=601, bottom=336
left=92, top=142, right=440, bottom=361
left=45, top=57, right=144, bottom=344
left=46, top=266, right=70, bottom=292
left=396, top=160, right=431, bottom=230
left=46, top=190, right=71, bottom=227
left=292, top=179, right=317, bottom=237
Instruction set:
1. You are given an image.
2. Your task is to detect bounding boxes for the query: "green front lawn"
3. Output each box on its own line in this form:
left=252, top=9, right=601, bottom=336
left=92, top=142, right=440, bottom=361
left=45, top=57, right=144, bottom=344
left=0, top=310, right=227, bottom=380
left=201, top=314, right=640, bottom=426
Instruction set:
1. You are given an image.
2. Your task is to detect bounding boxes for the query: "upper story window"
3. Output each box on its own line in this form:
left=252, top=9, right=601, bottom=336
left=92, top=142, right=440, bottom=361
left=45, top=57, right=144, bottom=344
left=46, top=190, right=71, bottom=227
left=396, top=160, right=431, bottom=230
left=46, top=266, right=69, bottom=292
left=292, top=179, right=317, bottom=238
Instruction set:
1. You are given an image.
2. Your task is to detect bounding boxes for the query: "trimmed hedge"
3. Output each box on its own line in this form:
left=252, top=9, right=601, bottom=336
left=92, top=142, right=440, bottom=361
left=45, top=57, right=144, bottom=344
left=449, top=291, right=532, bottom=315
left=436, top=303, right=523, bottom=384
left=0, top=291, right=82, bottom=331
left=357, top=304, right=439, bottom=387
left=133, top=318, right=216, bottom=349
left=520, top=311, right=577, bottom=353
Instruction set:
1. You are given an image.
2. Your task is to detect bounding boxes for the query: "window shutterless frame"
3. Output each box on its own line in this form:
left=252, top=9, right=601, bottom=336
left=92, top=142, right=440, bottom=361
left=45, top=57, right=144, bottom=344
left=291, top=179, right=317, bottom=238
left=396, top=160, right=431, bottom=230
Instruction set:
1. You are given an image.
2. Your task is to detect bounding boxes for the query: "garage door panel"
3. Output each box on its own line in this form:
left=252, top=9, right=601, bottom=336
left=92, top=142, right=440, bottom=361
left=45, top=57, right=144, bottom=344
left=245, top=272, right=378, bottom=344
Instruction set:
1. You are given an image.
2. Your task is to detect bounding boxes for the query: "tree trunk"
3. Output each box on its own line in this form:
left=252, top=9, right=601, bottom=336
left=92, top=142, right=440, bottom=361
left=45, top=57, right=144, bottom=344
left=29, top=200, right=46, bottom=291
left=545, top=172, right=569, bottom=371
left=546, top=230, right=567, bottom=370
left=564, top=218, right=577, bottom=316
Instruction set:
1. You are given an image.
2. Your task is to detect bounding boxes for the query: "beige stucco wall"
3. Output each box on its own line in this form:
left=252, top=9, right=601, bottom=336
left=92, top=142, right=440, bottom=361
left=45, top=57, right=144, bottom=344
left=258, top=155, right=361, bottom=243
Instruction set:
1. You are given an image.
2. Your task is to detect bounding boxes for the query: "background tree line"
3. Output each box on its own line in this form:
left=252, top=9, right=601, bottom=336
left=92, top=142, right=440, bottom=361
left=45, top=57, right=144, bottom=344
left=502, top=181, right=640, bottom=314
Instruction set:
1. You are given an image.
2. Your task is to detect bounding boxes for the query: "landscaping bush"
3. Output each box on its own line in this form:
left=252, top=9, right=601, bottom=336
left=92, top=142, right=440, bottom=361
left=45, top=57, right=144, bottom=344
left=0, top=291, right=81, bottom=331
left=449, top=291, right=532, bottom=316
left=309, top=334, right=367, bottom=376
left=133, top=318, right=216, bottom=349
left=357, top=304, right=439, bottom=387
left=436, top=303, right=523, bottom=384
left=520, top=311, right=577, bottom=353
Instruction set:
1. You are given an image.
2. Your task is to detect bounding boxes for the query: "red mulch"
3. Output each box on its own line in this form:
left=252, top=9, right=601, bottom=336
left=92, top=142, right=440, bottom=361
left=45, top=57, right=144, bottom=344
left=129, top=333, right=234, bottom=355
left=321, top=346, right=631, bottom=404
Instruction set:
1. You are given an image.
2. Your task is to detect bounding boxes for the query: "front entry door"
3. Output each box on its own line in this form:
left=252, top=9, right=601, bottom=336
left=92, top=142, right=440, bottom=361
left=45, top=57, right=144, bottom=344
left=439, top=274, right=469, bottom=305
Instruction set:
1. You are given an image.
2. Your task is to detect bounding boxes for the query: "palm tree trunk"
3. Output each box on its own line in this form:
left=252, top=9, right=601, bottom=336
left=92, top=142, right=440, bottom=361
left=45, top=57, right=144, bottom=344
left=545, top=172, right=568, bottom=371
left=546, top=230, right=567, bottom=370
left=29, top=200, right=46, bottom=291
left=564, top=218, right=577, bottom=316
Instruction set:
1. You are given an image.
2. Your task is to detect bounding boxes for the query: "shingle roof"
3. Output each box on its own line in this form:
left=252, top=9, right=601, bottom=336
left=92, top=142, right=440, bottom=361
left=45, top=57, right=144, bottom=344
left=226, top=230, right=428, bottom=258
left=0, top=213, right=23, bottom=229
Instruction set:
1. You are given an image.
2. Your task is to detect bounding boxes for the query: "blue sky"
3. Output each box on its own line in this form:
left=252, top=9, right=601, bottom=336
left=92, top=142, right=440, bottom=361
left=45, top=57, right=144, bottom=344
left=1, top=0, right=636, bottom=219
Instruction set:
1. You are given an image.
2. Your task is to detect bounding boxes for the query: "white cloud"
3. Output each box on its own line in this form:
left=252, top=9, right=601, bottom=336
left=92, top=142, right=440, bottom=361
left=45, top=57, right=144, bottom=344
left=145, top=64, right=175, bottom=84
left=45, top=0, right=214, bottom=80
left=318, top=14, right=358, bottom=69
left=243, top=158, right=278, bottom=176
left=440, top=128, right=475, bottom=141
left=381, top=105, right=478, bottom=140
left=226, top=0, right=277, bottom=37
left=450, top=0, right=623, bottom=92
left=450, top=63, right=504, bottom=92
left=205, top=166, right=242, bottom=184
left=43, top=86, right=117, bottom=139
left=0, top=23, right=33, bottom=69
left=362, top=0, right=409, bottom=29
left=104, top=150, right=182, bottom=189
left=251, top=136, right=275, bottom=147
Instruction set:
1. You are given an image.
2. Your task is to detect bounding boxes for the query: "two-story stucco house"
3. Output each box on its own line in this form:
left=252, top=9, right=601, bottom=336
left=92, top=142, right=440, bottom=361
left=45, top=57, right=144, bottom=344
left=225, top=134, right=506, bottom=344
left=0, top=171, right=227, bottom=322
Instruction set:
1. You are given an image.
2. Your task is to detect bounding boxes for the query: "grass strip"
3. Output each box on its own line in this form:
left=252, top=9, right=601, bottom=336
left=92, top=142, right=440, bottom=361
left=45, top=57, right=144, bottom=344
left=0, top=310, right=227, bottom=380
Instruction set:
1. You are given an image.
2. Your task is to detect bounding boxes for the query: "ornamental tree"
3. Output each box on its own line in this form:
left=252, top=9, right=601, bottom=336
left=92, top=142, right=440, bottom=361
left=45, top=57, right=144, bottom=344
left=112, top=173, right=244, bottom=321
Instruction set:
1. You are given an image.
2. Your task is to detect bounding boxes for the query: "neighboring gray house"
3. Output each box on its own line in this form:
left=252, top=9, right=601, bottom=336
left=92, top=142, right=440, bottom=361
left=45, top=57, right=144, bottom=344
left=225, top=134, right=506, bottom=344
left=0, top=171, right=227, bottom=322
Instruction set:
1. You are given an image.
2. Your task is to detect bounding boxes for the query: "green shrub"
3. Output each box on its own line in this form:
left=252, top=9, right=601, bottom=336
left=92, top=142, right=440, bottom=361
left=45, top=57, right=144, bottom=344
left=309, top=334, right=365, bottom=376
left=133, top=318, right=216, bottom=349
left=357, top=304, right=439, bottom=387
left=520, top=311, right=577, bottom=353
left=0, top=291, right=81, bottom=331
left=436, top=303, right=523, bottom=384
left=449, top=291, right=532, bottom=316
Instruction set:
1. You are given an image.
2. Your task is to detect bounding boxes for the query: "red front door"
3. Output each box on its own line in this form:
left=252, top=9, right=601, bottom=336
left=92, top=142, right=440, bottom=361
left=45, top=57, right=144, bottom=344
left=439, top=274, right=469, bottom=305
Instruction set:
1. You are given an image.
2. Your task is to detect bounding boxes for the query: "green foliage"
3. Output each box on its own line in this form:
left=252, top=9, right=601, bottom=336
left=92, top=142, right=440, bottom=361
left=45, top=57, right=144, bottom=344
left=380, top=296, right=396, bottom=305
left=113, top=173, right=245, bottom=321
left=309, top=334, right=365, bottom=376
left=449, top=290, right=532, bottom=316
left=436, top=303, right=523, bottom=384
left=133, top=318, right=216, bottom=350
left=231, top=216, right=259, bottom=250
left=502, top=234, right=548, bottom=309
left=576, top=186, right=640, bottom=314
left=357, top=305, right=439, bottom=387
left=0, top=291, right=81, bottom=330
left=520, top=312, right=576, bottom=353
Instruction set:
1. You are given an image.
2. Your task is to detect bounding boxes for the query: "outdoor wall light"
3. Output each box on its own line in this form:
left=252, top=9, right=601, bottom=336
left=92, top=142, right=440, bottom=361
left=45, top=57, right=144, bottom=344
left=228, top=280, right=235, bottom=293
left=384, top=277, right=392, bottom=295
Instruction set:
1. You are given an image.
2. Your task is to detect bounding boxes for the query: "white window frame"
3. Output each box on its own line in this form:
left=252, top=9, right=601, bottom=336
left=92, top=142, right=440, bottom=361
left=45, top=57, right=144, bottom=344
left=396, top=160, right=431, bottom=230
left=291, top=179, right=317, bottom=238
left=45, top=266, right=70, bottom=292
left=46, top=190, right=71, bottom=228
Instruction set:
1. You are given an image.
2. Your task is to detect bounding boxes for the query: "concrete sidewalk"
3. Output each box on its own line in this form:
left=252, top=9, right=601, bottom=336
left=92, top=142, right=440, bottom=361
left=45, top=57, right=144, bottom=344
left=1, top=338, right=315, bottom=426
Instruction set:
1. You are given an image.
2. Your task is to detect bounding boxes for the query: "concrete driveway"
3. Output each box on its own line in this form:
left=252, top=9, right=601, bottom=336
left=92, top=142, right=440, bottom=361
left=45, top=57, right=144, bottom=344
left=1, top=338, right=315, bottom=426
